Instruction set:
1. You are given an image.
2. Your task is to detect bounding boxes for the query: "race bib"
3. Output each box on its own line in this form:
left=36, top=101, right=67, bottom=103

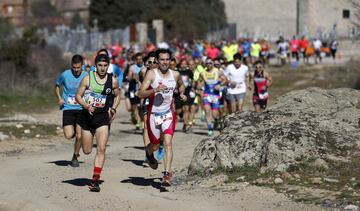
left=189, top=91, right=196, bottom=98
left=207, top=95, right=218, bottom=103
left=67, top=94, right=78, bottom=105
left=130, top=91, right=135, bottom=98
left=154, top=111, right=172, bottom=126
left=236, top=82, right=244, bottom=89
left=259, top=92, right=269, bottom=100
left=88, top=93, right=107, bottom=108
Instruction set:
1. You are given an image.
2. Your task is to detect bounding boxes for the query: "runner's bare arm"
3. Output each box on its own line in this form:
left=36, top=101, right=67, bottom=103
left=54, top=85, right=64, bottom=106
left=75, top=75, right=91, bottom=110
left=265, top=71, right=273, bottom=87
left=174, top=71, right=187, bottom=101
left=108, top=77, right=121, bottom=120
left=112, top=76, right=121, bottom=110
left=197, top=72, right=205, bottom=90
left=218, top=71, right=228, bottom=86
left=248, top=72, right=253, bottom=91
left=173, top=71, right=184, bottom=94
left=127, top=65, right=134, bottom=81
left=138, top=69, right=156, bottom=98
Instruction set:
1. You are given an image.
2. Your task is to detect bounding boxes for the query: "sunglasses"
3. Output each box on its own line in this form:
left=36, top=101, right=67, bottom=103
left=148, top=61, right=157, bottom=64
left=255, top=65, right=263, bottom=68
left=206, top=62, right=213, bottom=65
left=214, top=63, right=221, bottom=66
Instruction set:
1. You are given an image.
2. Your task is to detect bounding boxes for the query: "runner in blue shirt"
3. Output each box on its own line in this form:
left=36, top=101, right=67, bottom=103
left=55, top=54, right=88, bottom=167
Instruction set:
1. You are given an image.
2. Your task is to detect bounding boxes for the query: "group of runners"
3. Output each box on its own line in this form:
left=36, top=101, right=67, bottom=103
left=55, top=43, right=273, bottom=192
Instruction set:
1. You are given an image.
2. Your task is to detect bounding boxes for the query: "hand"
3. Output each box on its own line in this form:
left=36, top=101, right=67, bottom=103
left=180, top=93, right=187, bottom=102
left=108, top=108, right=116, bottom=123
left=86, top=104, right=95, bottom=115
left=58, top=99, right=65, bottom=106
left=156, top=84, right=167, bottom=93
left=230, top=81, right=237, bottom=88
left=215, top=84, right=221, bottom=91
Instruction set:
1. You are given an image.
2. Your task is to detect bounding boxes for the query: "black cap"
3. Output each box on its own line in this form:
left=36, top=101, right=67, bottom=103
left=95, top=54, right=110, bottom=64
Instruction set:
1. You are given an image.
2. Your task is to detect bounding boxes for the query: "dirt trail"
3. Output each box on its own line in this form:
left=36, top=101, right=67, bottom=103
left=0, top=102, right=324, bottom=211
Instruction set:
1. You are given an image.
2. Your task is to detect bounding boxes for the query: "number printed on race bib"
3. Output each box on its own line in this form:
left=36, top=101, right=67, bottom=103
left=259, top=92, right=269, bottom=100
left=67, top=94, right=78, bottom=105
left=130, top=91, right=135, bottom=98
left=236, top=82, right=244, bottom=89
left=154, top=112, right=172, bottom=126
left=207, top=95, right=218, bottom=103
left=88, top=93, right=107, bottom=108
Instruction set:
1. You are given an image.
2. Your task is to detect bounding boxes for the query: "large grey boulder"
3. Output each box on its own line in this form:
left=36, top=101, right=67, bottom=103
left=189, top=87, right=360, bottom=174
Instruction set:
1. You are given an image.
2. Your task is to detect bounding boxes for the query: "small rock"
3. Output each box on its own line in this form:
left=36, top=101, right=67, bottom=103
left=294, top=174, right=300, bottom=179
left=351, top=177, right=356, bottom=181
left=259, top=167, right=268, bottom=174
left=239, top=182, right=249, bottom=187
left=16, top=124, right=23, bottom=129
left=274, top=178, right=283, bottom=184
left=56, top=127, right=62, bottom=130
left=344, top=204, right=359, bottom=210
left=281, top=172, right=293, bottom=181
left=24, top=129, right=30, bottom=134
left=254, top=178, right=268, bottom=184
left=314, top=158, right=329, bottom=170
left=323, top=177, right=339, bottom=183
left=30, top=125, right=36, bottom=129
left=0, top=132, right=9, bottom=141
left=236, top=176, right=246, bottom=181
left=35, top=134, right=41, bottom=138
left=311, top=177, right=323, bottom=185
left=275, top=163, right=289, bottom=172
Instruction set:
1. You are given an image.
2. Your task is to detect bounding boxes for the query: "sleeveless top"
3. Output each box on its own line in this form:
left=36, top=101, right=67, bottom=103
left=203, top=70, right=220, bottom=95
left=149, top=69, right=177, bottom=113
left=253, top=71, right=268, bottom=100
left=85, top=71, right=114, bottom=113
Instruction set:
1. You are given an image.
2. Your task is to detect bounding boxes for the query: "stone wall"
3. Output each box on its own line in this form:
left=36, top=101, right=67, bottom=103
left=223, top=0, right=357, bottom=40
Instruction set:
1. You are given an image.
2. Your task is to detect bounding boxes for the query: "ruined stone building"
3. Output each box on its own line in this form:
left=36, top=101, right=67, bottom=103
left=223, top=0, right=358, bottom=40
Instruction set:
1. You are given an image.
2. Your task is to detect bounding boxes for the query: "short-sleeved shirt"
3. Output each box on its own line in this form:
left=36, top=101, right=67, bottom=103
left=225, top=64, right=249, bottom=95
left=250, top=43, right=262, bottom=58
left=56, top=69, right=88, bottom=111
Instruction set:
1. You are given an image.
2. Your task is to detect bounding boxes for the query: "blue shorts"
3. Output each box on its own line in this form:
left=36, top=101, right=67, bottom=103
left=203, top=94, right=220, bottom=110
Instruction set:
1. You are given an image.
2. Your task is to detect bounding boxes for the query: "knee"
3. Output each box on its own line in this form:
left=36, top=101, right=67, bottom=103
left=151, top=143, right=159, bottom=152
left=75, top=133, right=82, bottom=141
left=97, top=146, right=106, bottom=155
left=83, top=147, right=92, bottom=155
left=64, top=131, right=75, bottom=139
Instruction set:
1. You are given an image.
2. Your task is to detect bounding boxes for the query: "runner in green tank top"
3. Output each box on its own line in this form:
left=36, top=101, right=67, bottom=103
left=76, top=54, right=121, bottom=192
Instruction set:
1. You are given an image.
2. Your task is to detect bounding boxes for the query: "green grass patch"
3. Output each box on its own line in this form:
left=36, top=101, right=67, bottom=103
left=0, top=90, right=57, bottom=117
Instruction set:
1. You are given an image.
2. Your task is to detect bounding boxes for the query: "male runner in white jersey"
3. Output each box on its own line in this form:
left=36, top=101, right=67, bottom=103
left=225, top=53, right=249, bottom=113
left=138, top=48, right=187, bottom=186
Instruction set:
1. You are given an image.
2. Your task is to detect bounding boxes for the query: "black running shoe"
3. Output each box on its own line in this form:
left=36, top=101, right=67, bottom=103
left=89, top=179, right=100, bottom=192
left=145, top=146, right=158, bottom=170
left=70, top=154, right=79, bottom=167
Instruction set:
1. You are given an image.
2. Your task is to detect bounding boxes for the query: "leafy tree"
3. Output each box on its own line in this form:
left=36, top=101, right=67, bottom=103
left=0, top=17, right=13, bottom=41
left=31, top=0, right=59, bottom=18
left=70, top=12, right=84, bottom=29
left=89, top=0, right=227, bottom=40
